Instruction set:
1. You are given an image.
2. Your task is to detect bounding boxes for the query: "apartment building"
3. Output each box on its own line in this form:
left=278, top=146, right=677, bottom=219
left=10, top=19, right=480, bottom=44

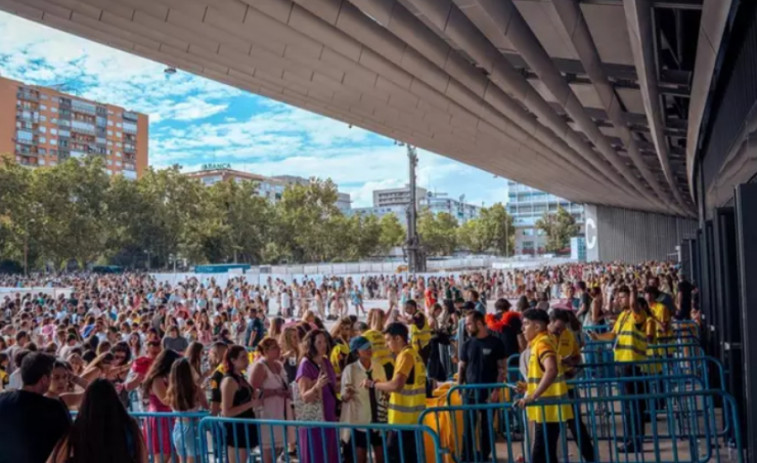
left=0, top=76, right=148, bottom=178
left=507, top=180, right=584, bottom=255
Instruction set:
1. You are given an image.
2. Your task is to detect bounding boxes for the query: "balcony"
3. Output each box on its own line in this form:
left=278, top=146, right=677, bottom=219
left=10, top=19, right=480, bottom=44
left=71, top=100, right=96, bottom=115
left=70, top=120, right=95, bottom=135
left=123, top=144, right=136, bottom=153
left=123, top=111, right=139, bottom=121
left=123, top=121, right=138, bottom=134
left=70, top=150, right=86, bottom=158
left=16, top=110, right=39, bottom=122
left=17, top=91, right=39, bottom=102
left=123, top=163, right=136, bottom=171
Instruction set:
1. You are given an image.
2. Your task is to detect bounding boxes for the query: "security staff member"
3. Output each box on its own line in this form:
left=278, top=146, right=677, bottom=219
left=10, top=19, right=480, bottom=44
left=363, top=322, right=426, bottom=462
left=364, top=308, right=395, bottom=379
left=590, top=285, right=650, bottom=453
left=517, top=309, right=574, bottom=463
left=549, top=310, right=596, bottom=462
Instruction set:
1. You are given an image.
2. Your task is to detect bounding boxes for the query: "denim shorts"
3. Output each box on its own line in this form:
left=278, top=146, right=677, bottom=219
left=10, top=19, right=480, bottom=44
left=172, top=420, right=198, bottom=457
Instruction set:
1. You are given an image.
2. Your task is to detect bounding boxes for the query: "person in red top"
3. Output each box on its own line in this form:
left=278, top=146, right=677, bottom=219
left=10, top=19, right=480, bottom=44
left=124, top=340, right=162, bottom=394
left=424, top=283, right=437, bottom=312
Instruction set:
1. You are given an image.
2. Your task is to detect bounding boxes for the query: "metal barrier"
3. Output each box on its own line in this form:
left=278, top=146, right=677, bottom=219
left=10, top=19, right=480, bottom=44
left=131, top=411, right=208, bottom=462
left=447, top=374, right=719, bottom=439
left=421, top=389, right=743, bottom=463
left=197, top=417, right=445, bottom=463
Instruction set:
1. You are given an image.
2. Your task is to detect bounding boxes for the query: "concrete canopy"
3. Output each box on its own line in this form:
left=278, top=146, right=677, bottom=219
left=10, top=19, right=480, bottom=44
left=0, top=0, right=713, bottom=217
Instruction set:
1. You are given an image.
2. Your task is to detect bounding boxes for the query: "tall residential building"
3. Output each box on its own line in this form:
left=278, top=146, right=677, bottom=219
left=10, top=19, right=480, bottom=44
left=507, top=180, right=584, bottom=255
left=0, top=76, right=148, bottom=178
left=185, top=165, right=351, bottom=211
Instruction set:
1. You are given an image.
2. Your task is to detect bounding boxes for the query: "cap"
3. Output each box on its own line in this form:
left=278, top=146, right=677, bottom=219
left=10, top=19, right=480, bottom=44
left=349, top=336, right=372, bottom=352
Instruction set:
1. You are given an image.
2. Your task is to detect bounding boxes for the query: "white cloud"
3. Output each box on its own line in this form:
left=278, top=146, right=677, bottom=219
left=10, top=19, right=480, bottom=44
left=0, top=11, right=512, bottom=209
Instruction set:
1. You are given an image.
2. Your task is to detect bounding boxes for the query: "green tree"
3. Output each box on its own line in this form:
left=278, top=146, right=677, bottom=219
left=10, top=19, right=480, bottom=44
left=204, top=179, right=273, bottom=264
left=274, top=179, right=341, bottom=262
left=418, top=210, right=458, bottom=256
left=457, top=219, right=488, bottom=253
left=535, top=205, right=580, bottom=253
left=378, top=213, right=405, bottom=254
left=481, top=203, right=515, bottom=256
left=456, top=203, right=514, bottom=255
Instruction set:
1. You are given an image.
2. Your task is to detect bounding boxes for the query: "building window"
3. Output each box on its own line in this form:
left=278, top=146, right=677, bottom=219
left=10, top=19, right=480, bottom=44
left=52, top=107, right=57, bottom=113
left=107, top=130, right=112, bottom=135
left=39, top=126, right=46, bottom=133
left=39, top=159, right=46, bottom=165
left=41, top=95, right=48, bottom=100
left=51, top=128, right=57, bottom=135
left=50, top=139, right=57, bottom=146
left=116, top=152, right=121, bottom=157
left=40, top=115, right=47, bottom=122
left=116, top=122, right=122, bottom=128
left=107, top=120, right=113, bottom=126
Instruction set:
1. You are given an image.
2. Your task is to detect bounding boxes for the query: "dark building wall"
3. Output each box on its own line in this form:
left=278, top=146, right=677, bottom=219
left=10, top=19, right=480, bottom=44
left=584, top=205, right=698, bottom=263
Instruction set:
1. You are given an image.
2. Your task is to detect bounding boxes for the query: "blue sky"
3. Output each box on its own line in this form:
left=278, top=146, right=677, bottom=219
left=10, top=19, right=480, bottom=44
left=0, top=11, right=510, bottom=208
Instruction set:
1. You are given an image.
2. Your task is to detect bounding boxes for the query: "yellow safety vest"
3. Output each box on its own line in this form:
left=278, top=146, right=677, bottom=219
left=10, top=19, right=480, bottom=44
left=556, top=329, right=578, bottom=390
left=613, top=310, right=648, bottom=363
left=388, top=346, right=426, bottom=425
left=410, top=318, right=432, bottom=352
left=526, top=332, right=573, bottom=423
left=363, top=329, right=394, bottom=367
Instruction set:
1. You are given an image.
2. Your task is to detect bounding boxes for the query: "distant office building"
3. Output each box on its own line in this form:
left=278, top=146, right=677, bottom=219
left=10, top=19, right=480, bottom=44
left=336, top=192, right=352, bottom=214
left=373, top=186, right=427, bottom=208
left=0, top=76, right=148, bottom=179
left=422, top=193, right=481, bottom=224
left=352, top=186, right=480, bottom=226
left=507, top=180, right=584, bottom=255
left=185, top=165, right=350, bottom=209
left=185, top=164, right=287, bottom=202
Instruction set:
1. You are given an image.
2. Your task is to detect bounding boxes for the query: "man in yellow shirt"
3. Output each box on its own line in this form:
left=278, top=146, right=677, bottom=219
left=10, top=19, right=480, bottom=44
left=549, top=310, right=596, bottom=462
left=517, top=309, right=574, bottom=463
left=590, top=285, right=651, bottom=453
left=363, top=322, right=426, bottom=462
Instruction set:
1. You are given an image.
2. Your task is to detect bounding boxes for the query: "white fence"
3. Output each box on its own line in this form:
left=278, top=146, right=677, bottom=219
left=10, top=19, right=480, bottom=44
left=0, top=287, right=74, bottom=298
left=149, top=256, right=574, bottom=286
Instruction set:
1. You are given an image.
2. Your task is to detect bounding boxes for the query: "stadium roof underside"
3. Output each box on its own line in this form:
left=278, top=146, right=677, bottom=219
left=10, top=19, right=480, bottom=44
left=0, top=0, right=729, bottom=218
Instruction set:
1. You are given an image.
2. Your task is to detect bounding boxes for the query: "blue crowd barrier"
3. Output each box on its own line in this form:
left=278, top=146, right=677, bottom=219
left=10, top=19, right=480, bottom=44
left=196, top=416, right=444, bottom=463
left=130, top=411, right=209, bottom=462
left=421, top=389, right=743, bottom=463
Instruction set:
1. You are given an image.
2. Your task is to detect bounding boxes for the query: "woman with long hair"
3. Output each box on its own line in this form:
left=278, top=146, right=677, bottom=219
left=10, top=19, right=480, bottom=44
left=220, top=345, right=258, bottom=463
left=128, top=332, right=143, bottom=359
left=167, top=358, right=208, bottom=463
left=183, top=342, right=206, bottom=385
left=46, top=361, right=84, bottom=410
left=296, top=329, right=339, bottom=463
left=329, top=317, right=353, bottom=380
left=47, top=379, right=147, bottom=463
left=268, top=317, right=285, bottom=340
left=278, top=327, right=300, bottom=387
left=143, top=349, right=182, bottom=462
left=249, top=337, right=295, bottom=463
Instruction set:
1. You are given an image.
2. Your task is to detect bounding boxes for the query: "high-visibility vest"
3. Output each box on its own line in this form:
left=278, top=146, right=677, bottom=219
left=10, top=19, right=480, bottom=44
left=613, top=310, right=648, bottom=362
left=363, top=329, right=394, bottom=367
left=410, top=318, right=432, bottom=351
left=526, top=332, right=573, bottom=423
left=556, top=329, right=578, bottom=389
left=387, top=346, right=426, bottom=425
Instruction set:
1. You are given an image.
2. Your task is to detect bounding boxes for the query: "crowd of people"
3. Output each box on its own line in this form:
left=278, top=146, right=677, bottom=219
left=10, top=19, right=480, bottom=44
left=0, top=262, right=698, bottom=463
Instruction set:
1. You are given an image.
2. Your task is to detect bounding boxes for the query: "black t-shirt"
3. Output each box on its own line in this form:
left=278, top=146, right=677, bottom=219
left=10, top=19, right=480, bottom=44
left=0, top=390, right=71, bottom=463
left=208, top=368, right=225, bottom=404
left=460, top=335, right=506, bottom=385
